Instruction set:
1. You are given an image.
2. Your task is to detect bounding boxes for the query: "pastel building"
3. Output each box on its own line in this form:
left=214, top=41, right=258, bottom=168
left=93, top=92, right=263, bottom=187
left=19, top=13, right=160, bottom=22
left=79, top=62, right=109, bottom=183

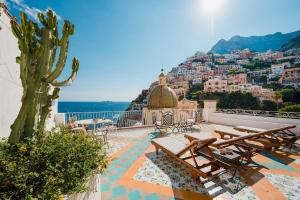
left=237, top=59, right=250, bottom=65
left=259, top=88, right=275, bottom=101
left=168, top=76, right=189, bottom=97
left=192, top=77, right=203, bottom=85
left=214, top=65, right=242, bottom=75
left=279, top=67, right=300, bottom=88
left=227, top=73, right=247, bottom=85
left=228, top=85, right=240, bottom=93
left=269, top=62, right=290, bottom=79
left=234, top=48, right=254, bottom=59
left=204, top=78, right=228, bottom=93
left=239, top=84, right=275, bottom=102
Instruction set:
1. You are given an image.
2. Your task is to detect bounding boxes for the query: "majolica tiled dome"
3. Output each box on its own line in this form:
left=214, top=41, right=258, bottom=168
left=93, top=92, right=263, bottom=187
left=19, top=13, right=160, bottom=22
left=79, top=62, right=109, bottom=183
left=147, top=70, right=178, bottom=109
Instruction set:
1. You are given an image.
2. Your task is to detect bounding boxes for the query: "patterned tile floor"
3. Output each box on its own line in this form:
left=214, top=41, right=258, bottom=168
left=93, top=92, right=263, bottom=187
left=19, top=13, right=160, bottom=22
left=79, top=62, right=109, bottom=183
left=106, top=140, right=129, bottom=156
left=101, top=125, right=300, bottom=200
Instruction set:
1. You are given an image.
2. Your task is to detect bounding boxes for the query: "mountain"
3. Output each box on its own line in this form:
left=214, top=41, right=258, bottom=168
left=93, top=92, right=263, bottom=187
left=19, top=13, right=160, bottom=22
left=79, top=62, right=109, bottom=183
left=210, top=30, right=300, bottom=54
left=280, top=35, right=300, bottom=51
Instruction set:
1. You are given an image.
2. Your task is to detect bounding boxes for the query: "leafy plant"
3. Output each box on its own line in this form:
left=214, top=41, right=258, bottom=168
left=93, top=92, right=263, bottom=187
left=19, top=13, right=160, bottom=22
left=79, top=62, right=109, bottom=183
left=243, top=60, right=271, bottom=71
left=9, top=10, right=79, bottom=144
left=261, top=100, right=279, bottom=111
left=194, top=92, right=260, bottom=110
left=279, top=104, right=300, bottom=112
left=272, top=91, right=282, bottom=110
left=281, top=88, right=300, bottom=103
left=0, top=127, right=108, bottom=199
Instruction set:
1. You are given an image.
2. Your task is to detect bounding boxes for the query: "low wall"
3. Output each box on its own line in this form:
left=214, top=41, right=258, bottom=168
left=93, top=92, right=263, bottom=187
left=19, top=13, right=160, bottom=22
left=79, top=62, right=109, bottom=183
left=66, top=175, right=101, bottom=200
left=208, top=112, right=300, bottom=133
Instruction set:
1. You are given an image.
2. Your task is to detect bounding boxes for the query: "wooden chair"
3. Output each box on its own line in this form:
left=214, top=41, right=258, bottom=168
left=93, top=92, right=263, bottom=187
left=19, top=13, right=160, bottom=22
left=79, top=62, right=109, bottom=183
left=185, top=132, right=261, bottom=162
left=215, top=126, right=297, bottom=150
left=184, top=132, right=262, bottom=176
left=151, top=136, right=229, bottom=181
left=235, top=125, right=299, bottom=149
left=215, top=126, right=276, bottom=150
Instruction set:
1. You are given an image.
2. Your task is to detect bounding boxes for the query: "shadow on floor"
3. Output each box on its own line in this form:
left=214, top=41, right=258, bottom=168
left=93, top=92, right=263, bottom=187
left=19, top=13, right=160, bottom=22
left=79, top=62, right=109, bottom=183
left=142, top=150, right=265, bottom=199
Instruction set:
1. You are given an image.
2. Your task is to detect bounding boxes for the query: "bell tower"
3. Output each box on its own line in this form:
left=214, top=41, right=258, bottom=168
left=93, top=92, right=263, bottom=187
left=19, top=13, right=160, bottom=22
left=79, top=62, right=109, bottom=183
left=158, top=69, right=166, bottom=85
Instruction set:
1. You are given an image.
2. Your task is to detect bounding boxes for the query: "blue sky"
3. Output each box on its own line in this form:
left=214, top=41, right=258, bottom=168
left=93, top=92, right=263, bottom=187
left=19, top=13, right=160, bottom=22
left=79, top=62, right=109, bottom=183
left=4, top=0, right=300, bottom=101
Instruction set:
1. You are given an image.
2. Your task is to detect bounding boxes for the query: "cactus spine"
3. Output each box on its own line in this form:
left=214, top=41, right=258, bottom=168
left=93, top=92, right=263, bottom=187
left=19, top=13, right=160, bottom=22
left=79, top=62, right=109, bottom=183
left=8, top=10, right=79, bottom=144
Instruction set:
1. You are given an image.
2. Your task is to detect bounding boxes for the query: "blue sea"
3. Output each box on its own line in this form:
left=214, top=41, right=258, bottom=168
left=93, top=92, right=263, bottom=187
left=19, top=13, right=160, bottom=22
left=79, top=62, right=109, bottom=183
left=58, top=101, right=130, bottom=113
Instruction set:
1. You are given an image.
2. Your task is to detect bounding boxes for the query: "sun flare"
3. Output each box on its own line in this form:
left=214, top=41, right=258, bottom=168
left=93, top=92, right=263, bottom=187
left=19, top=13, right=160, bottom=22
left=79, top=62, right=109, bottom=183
left=202, top=0, right=223, bottom=15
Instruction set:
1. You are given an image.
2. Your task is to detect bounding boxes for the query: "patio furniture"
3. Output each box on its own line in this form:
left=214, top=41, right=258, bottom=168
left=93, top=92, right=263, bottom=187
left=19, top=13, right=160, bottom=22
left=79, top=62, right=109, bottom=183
left=153, top=115, right=161, bottom=131
left=185, top=132, right=262, bottom=176
left=172, top=121, right=186, bottom=133
left=234, top=126, right=266, bottom=133
left=154, top=112, right=175, bottom=132
left=185, top=132, right=260, bottom=162
left=107, top=124, right=118, bottom=136
left=214, top=126, right=286, bottom=150
left=151, top=136, right=229, bottom=181
left=68, top=118, right=90, bottom=135
left=215, top=126, right=248, bottom=139
left=185, top=118, right=196, bottom=132
left=235, top=125, right=299, bottom=149
left=95, top=125, right=110, bottom=147
left=76, top=118, right=112, bottom=133
left=71, top=126, right=89, bottom=135
left=234, top=125, right=296, bottom=134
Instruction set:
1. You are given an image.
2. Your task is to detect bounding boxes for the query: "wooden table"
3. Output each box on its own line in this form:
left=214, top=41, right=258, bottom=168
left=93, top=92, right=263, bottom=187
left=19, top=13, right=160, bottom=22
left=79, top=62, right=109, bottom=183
left=213, top=148, right=243, bottom=177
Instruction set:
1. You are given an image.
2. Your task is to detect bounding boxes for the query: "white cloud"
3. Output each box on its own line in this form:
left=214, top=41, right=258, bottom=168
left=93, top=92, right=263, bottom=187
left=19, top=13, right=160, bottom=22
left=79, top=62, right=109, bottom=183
left=6, top=0, right=61, bottom=21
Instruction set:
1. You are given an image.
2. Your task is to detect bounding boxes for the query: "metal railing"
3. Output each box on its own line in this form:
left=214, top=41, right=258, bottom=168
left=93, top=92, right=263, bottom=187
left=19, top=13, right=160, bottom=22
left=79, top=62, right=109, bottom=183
left=216, top=109, right=300, bottom=119
left=63, top=109, right=202, bottom=129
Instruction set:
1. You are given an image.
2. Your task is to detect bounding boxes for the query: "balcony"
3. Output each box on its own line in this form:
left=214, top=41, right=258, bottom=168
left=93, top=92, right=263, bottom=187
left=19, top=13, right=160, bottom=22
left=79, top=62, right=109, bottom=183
left=61, top=107, right=299, bottom=200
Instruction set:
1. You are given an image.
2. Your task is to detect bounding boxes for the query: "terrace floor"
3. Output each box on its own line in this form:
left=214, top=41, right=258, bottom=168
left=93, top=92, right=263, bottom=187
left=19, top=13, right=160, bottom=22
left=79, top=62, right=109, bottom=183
left=100, top=124, right=300, bottom=200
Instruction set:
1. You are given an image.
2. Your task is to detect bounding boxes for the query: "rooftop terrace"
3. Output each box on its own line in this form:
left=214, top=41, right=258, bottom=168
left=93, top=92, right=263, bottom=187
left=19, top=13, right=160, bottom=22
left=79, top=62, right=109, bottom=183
left=86, top=124, right=300, bottom=200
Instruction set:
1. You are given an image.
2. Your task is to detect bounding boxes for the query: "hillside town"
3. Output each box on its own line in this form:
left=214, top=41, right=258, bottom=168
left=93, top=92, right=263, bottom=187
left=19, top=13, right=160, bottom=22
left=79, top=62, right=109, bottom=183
left=129, top=48, right=300, bottom=110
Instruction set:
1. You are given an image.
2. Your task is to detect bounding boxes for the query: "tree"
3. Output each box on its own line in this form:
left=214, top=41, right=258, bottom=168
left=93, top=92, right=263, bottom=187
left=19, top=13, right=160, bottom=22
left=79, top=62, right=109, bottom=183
left=258, top=75, right=267, bottom=85
left=197, top=92, right=260, bottom=110
left=261, top=100, right=277, bottom=111
left=9, top=10, right=79, bottom=144
left=272, top=91, right=282, bottom=111
left=281, top=88, right=295, bottom=102
left=263, top=83, right=283, bottom=91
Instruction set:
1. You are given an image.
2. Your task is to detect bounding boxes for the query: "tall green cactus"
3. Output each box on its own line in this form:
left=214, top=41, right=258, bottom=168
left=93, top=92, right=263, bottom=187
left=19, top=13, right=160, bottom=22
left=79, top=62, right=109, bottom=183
left=8, top=10, right=79, bottom=144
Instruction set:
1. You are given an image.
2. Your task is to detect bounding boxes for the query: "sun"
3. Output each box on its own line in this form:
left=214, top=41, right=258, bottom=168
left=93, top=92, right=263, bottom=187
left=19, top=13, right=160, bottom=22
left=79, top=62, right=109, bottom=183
left=202, top=0, right=223, bottom=15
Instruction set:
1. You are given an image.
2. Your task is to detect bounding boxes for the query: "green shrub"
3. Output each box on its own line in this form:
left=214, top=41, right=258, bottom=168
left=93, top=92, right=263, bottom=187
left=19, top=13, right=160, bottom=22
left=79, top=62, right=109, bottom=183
left=261, top=100, right=279, bottom=111
left=0, top=127, right=108, bottom=199
left=279, top=104, right=300, bottom=112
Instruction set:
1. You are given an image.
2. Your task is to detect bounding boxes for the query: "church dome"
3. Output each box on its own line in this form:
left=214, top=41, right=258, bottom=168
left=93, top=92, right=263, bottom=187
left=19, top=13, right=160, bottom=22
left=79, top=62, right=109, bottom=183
left=147, top=70, right=178, bottom=109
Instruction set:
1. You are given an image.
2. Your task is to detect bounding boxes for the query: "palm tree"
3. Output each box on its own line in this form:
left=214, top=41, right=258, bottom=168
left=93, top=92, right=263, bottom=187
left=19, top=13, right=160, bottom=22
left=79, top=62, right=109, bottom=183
left=273, top=91, right=282, bottom=111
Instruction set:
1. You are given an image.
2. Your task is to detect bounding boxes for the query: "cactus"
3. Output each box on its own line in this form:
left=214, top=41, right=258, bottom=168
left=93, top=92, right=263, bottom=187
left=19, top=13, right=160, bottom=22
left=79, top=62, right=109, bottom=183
left=8, top=10, right=79, bottom=144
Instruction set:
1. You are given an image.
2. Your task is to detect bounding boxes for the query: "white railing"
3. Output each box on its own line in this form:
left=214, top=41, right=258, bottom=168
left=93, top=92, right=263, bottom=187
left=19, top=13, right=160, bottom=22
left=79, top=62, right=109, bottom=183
left=216, top=109, right=300, bottom=119
left=61, top=109, right=203, bottom=129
